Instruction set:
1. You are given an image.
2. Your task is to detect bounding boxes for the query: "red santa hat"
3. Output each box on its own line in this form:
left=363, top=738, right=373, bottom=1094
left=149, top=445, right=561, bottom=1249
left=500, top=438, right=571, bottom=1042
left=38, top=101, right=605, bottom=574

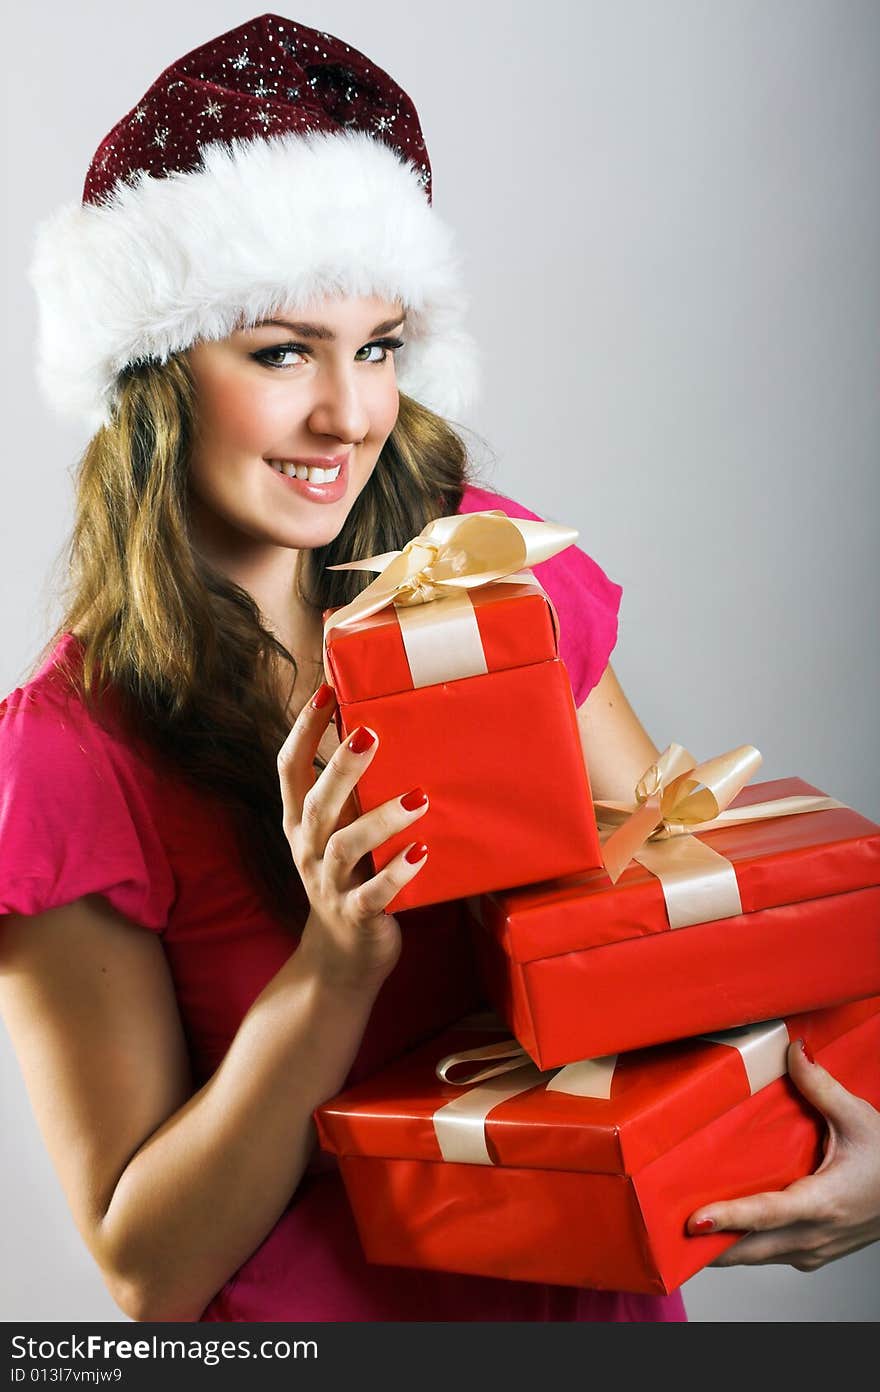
left=28, top=13, right=479, bottom=432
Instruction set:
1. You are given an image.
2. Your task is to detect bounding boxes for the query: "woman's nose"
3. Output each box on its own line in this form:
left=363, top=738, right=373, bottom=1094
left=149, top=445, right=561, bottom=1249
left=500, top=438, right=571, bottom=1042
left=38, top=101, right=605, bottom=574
left=305, top=362, right=371, bottom=444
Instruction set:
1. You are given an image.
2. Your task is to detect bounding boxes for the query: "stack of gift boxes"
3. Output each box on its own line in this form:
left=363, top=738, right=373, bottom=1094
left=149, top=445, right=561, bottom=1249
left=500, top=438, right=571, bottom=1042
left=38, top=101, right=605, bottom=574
left=314, top=513, right=880, bottom=1295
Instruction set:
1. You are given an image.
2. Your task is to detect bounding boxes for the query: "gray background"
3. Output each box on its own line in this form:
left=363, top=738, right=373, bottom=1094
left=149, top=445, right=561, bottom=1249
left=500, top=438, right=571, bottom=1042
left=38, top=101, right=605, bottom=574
left=2, top=0, right=878, bottom=1322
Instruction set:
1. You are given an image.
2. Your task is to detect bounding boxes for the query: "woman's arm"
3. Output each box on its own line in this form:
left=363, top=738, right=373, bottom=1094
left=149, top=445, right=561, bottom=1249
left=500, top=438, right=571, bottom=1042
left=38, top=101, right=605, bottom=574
left=576, top=662, right=659, bottom=801
left=0, top=892, right=382, bottom=1323
left=0, top=686, right=430, bottom=1323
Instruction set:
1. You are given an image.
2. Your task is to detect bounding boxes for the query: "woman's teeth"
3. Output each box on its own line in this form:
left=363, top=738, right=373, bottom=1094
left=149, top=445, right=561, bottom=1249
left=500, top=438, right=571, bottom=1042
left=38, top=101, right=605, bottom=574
left=269, top=461, right=342, bottom=483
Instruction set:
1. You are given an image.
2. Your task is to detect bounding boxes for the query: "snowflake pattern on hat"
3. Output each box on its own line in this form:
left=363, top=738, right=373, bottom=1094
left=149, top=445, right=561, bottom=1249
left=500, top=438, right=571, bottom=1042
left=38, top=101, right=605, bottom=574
left=84, top=14, right=432, bottom=206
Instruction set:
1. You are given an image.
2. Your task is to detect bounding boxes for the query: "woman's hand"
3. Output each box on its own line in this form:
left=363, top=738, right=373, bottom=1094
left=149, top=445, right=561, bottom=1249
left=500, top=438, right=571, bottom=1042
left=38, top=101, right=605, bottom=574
left=277, top=683, right=429, bottom=994
left=687, top=1039, right=880, bottom=1272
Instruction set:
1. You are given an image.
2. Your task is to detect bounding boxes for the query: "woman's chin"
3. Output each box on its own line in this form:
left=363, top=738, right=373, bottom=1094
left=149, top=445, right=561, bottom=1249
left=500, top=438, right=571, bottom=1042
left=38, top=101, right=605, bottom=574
left=274, top=508, right=354, bottom=553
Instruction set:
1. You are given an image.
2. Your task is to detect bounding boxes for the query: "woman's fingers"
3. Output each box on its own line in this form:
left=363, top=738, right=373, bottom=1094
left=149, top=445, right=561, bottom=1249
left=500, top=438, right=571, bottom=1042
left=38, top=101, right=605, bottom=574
left=708, top=1225, right=819, bottom=1269
left=278, top=696, right=431, bottom=922
left=277, top=682, right=338, bottom=824
left=348, top=840, right=430, bottom=918
left=689, top=1081, right=880, bottom=1274
left=298, top=724, right=381, bottom=855
left=786, top=1038, right=878, bottom=1139
left=322, top=787, right=429, bottom=882
left=688, top=1178, right=813, bottom=1239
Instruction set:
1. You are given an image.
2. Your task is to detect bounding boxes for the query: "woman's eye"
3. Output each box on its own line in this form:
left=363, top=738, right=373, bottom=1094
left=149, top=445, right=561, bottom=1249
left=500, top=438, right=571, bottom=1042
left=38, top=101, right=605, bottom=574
left=253, top=344, right=308, bottom=368
left=355, top=338, right=405, bottom=363
left=253, top=337, right=405, bottom=370
left=355, top=344, right=385, bottom=363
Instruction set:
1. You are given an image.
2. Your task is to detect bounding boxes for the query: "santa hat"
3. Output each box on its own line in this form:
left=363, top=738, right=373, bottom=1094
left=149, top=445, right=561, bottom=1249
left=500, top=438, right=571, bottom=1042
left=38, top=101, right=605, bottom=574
left=28, top=13, right=479, bottom=433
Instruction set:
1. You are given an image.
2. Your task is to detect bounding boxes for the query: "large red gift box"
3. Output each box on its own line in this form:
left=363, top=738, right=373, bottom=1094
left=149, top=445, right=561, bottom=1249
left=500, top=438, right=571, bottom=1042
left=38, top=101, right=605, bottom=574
left=315, top=997, right=880, bottom=1295
left=323, top=575, right=601, bottom=913
left=468, top=777, right=880, bottom=1067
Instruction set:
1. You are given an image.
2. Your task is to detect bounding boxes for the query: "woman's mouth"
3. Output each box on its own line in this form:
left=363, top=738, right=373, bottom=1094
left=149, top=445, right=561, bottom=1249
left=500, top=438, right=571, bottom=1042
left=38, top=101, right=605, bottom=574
left=265, top=453, right=349, bottom=503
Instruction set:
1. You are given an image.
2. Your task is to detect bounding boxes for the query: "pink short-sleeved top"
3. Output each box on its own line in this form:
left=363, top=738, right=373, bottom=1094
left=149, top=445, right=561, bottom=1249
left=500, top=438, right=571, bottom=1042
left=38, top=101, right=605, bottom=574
left=0, top=484, right=684, bottom=1322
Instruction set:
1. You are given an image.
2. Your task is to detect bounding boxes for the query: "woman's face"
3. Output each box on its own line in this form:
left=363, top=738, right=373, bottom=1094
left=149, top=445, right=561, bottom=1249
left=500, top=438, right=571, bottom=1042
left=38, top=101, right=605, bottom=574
left=185, top=293, right=405, bottom=557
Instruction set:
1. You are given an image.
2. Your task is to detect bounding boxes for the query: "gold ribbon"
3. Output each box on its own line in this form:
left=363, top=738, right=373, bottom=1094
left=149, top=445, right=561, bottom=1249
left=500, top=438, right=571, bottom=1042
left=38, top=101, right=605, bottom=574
left=594, top=743, right=845, bottom=930
left=433, top=1040, right=619, bottom=1164
left=322, top=511, right=578, bottom=664
left=432, top=1020, right=793, bottom=1165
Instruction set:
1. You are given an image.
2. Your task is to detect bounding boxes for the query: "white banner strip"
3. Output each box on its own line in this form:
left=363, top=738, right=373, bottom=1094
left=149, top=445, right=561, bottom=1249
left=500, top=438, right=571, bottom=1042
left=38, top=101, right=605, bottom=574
left=633, top=836, right=743, bottom=929
left=701, top=1020, right=792, bottom=1094
left=394, top=568, right=552, bottom=691
left=431, top=1019, right=795, bottom=1164
left=433, top=1064, right=547, bottom=1164
left=396, top=589, right=488, bottom=689
left=545, top=1053, right=618, bottom=1099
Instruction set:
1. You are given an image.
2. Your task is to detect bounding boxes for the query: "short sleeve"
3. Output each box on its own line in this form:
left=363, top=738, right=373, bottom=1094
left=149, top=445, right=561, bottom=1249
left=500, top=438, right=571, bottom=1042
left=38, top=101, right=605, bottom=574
left=0, top=685, right=175, bottom=931
left=458, top=484, right=623, bottom=706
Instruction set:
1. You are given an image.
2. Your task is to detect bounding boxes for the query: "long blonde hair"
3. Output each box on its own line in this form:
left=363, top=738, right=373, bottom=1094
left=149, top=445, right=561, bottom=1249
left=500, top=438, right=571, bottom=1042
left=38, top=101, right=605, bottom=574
left=30, top=353, right=473, bottom=928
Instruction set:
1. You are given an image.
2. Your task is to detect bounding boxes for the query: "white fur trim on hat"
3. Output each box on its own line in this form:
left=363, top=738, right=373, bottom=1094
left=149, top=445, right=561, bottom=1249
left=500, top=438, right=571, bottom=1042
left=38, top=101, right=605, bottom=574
left=28, top=128, right=480, bottom=432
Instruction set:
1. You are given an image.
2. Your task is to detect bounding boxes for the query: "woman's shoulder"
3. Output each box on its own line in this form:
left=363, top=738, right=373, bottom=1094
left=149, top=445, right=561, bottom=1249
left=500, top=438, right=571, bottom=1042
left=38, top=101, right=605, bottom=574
left=2, top=633, right=120, bottom=747
left=0, top=633, right=174, bottom=812
left=1, top=631, right=147, bottom=805
left=0, top=633, right=175, bottom=931
left=3, top=633, right=83, bottom=724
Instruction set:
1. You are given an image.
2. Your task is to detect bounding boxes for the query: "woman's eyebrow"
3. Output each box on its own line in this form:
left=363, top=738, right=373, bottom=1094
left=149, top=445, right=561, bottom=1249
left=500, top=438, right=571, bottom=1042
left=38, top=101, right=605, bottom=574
left=251, top=314, right=406, bottom=340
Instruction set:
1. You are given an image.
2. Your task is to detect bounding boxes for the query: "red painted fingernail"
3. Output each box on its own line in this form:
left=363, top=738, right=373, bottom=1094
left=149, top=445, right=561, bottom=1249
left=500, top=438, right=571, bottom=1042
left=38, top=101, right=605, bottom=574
left=404, top=841, right=429, bottom=865
left=400, top=787, right=428, bottom=811
left=311, top=683, right=335, bottom=710
left=693, top=1218, right=716, bottom=1234
left=347, top=726, right=377, bottom=754
left=799, top=1037, right=816, bottom=1065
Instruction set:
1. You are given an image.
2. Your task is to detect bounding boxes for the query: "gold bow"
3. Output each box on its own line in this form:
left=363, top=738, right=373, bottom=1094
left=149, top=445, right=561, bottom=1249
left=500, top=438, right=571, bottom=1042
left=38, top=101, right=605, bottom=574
left=596, top=743, right=763, bottom=883
left=322, top=510, right=578, bottom=644
left=594, top=743, right=844, bottom=928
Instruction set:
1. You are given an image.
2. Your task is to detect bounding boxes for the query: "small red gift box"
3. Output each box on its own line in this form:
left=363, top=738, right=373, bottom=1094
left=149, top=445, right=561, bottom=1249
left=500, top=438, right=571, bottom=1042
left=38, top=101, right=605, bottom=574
left=323, top=573, right=600, bottom=914
left=315, top=997, right=880, bottom=1295
left=468, top=777, right=880, bottom=1067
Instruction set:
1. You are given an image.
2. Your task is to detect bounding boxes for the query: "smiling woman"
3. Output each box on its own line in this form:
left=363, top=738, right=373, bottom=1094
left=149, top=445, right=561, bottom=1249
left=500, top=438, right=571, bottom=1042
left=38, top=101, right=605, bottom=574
left=0, top=12, right=691, bottom=1326
left=185, top=295, right=406, bottom=587
left=4, top=0, right=879, bottom=1333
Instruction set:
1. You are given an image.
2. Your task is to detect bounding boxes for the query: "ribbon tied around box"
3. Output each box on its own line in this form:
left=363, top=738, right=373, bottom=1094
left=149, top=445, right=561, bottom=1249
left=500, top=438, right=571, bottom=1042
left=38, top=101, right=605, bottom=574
left=593, top=742, right=845, bottom=930
left=322, top=511, right=578, bottom=688
left=432, top=1020, right=793, bottom=1165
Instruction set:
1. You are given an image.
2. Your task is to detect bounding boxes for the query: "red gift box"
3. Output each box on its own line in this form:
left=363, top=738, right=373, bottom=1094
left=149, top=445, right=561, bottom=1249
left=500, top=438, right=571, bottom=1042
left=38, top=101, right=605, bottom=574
left=315, top=997, right=880, bottom=1295
left=468, top=777, right=880, bottom=1067
left=323, top=575, right=601, bottom=913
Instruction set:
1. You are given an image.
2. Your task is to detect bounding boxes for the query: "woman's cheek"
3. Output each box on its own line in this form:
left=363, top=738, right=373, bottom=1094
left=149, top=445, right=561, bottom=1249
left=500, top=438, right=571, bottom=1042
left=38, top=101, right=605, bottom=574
left=376, top=380, right=401, bottom=438
left=223, top=383, right=284, bottom=451
left=193, top=354, right=274, bottom=447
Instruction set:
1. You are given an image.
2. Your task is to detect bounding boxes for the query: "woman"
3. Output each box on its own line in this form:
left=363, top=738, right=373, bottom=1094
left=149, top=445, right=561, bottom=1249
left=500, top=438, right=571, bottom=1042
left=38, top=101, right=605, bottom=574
left=0, top=14, right=876, bottom=1324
